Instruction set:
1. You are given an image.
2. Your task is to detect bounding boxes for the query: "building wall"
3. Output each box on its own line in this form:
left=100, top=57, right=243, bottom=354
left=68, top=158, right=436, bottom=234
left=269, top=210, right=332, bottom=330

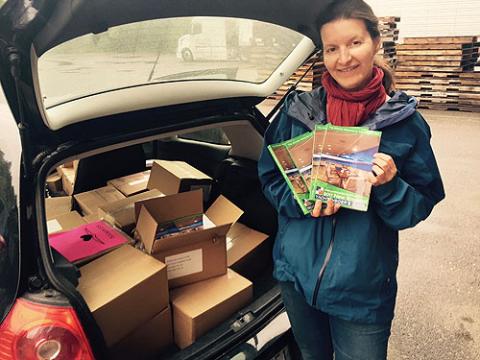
left=366, top=0, right=480, bottom=41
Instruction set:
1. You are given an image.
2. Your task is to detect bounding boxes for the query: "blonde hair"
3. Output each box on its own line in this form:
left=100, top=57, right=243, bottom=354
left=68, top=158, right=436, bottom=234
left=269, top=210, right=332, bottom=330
left=317, top=0, right=396, bottom=93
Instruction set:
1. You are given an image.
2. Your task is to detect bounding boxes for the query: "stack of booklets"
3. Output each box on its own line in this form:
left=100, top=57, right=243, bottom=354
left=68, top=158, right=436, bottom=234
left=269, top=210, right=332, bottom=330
left=268, top=124, right=381, bottom=214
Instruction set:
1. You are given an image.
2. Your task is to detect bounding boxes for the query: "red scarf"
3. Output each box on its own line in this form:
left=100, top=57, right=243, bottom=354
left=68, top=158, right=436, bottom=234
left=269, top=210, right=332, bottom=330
left=321, top=67, right=387, bottom=126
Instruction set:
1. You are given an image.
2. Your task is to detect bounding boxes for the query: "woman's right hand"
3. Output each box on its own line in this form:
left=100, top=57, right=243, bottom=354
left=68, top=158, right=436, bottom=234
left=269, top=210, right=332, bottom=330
left=311, top=199, right=341, bottom=217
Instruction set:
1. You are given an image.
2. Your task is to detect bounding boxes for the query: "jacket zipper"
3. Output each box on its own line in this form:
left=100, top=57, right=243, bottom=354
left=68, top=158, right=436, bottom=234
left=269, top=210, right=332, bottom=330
left=312, top=216, right=337, bottom=307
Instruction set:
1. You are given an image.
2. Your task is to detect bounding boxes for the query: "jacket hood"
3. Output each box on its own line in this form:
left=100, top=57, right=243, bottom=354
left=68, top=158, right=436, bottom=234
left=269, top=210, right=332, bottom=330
left=285, top=86, right=418, bottom=131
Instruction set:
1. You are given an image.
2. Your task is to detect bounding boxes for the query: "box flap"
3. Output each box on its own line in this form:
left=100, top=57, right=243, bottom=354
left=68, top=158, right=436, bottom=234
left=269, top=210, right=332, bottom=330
left=136, top=205, right=160, bottom=254
left=147, top=161, right=181, bottom=195
left=152, top=223, right=231, bottom=254
left=205, top=195, right=243, bottom=227
left=135, top=189, right=203, bottom=224
left=155, top=160, right=211, bottom=180
left=108, top=170, right=151, bottom=197
left=227, top=223, right=269, bottom=267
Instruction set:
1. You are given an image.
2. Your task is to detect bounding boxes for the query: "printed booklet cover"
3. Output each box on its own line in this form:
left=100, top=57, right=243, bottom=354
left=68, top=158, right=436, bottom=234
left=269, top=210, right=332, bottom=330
left=310, top=124, right=381, bottom=211
left=268, top=135, right=315, bottom=215
left=49, top=220, right=129, bottom=264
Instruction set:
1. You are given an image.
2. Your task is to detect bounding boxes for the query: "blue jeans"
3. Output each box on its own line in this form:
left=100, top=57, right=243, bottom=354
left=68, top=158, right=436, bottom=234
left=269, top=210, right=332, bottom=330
left=280, top=282, right=391, bottom=360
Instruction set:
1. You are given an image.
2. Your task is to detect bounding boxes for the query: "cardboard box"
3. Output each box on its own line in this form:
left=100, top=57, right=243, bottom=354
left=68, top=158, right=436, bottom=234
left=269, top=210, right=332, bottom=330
left=47, top=211, right=86, bottom=234
left=147, top=160, right=212, bottom=198
left=227, top=223, right=270, bottom=275
left=109, top=306, right=173, bottom=359
left=82, top=213, right=101, bottom=223
left=58, top=166, right=76, bottom=196
left=136, top=190, right=243, bottom=288
left=46, top=172, right=63, bottom=194
left=171, top=269, right=253, bottom=349
left=77, top=245, right=169, bottom=347
left=74, top=185, right=125, bottom=216
left=107, top=170, right=151, bottom=197
left=45, top=196, right=72, bottom=220
left=98, top=189, right=164, bottom=232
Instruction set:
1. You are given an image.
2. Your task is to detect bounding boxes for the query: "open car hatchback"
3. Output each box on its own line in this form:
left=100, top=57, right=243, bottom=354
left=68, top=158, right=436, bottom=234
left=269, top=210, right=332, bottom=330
left=0, top=0, right=334, bottom=359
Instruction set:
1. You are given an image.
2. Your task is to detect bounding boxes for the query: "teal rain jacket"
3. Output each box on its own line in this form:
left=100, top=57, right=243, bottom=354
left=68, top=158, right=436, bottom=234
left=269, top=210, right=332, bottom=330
left=258, top=87, right=445, bottom=324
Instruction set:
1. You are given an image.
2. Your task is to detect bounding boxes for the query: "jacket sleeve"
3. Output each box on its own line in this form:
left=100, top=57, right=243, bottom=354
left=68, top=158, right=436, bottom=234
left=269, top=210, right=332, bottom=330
left=258, top=107, right=306, bottom=219
left=371, top=113, right=445, bottom=230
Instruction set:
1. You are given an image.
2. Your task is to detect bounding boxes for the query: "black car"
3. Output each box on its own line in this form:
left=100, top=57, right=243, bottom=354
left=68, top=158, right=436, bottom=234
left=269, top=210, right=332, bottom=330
left=0, top=0, right=332, bottom=359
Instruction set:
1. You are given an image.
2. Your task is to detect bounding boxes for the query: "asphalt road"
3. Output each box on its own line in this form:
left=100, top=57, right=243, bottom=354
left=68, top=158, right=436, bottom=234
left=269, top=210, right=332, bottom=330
left=388, top=109, right=480, bottom=360
left=1, top=90, right=480, bottom=359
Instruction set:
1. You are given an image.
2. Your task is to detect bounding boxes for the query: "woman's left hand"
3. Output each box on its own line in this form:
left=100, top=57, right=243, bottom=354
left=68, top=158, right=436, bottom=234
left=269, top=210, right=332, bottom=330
left=368, top=153, right=397, bottom=186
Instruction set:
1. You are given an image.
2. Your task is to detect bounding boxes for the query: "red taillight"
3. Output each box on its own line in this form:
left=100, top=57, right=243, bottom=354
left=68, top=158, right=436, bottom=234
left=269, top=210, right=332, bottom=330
left=0, top=298, right=95, bottom=360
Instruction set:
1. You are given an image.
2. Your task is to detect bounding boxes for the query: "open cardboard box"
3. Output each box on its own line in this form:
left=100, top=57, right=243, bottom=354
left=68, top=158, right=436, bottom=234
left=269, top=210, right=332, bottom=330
left=136, top=189, right=243, bottom=288
left=77, top=245, right=169, bottom=347
left=147, top=160, right=212, bottom=198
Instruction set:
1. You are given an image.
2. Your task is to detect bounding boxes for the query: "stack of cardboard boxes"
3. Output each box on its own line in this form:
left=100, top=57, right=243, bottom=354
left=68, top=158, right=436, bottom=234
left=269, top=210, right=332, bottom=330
left=45, top=159, right=270, bottom=356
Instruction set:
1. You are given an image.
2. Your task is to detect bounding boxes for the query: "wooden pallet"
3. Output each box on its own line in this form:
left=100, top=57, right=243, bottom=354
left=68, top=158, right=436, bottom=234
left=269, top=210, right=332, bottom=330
left=417, top=103, right=480, bottom=112
left=396, top=84, right=480, bottom=93
left=395, top=71, right=480, bottom=79
left=397, top=42, right=480, bottom=51
left=404, top=36, right=477, bottom=45
left=396, top=65, right=475, bottom=72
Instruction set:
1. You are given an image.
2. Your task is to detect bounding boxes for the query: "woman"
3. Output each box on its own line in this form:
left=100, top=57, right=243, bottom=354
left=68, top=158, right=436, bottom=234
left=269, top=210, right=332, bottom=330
left=258, top=1, right=445, bottom=359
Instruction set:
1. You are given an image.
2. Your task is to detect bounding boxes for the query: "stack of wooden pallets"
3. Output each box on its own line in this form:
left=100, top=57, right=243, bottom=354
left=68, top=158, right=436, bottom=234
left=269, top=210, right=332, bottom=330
left=378, top=16, right=401, bottom=69
left=395, top=36, right=480, bottom=112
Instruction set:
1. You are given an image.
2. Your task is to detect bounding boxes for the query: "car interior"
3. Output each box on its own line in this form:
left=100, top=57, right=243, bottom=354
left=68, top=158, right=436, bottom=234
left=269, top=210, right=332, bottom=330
left=43, top=117, right=282, bottom=357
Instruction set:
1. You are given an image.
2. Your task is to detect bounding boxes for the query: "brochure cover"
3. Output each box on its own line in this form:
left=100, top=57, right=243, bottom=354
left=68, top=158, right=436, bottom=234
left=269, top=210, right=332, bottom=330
left=310, top=124, right=382, bottom=211
left=268, top=137, right=315, bottom=215
left=284, top=132, right=314, bottom=190
left=155, top=213, right=204, bottom=240
left=49, top=220, right=129, bottom=264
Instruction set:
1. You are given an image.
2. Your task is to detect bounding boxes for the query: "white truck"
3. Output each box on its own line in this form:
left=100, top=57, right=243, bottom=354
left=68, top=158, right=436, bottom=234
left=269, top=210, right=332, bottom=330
left=177, top=17, right=253, bottom=61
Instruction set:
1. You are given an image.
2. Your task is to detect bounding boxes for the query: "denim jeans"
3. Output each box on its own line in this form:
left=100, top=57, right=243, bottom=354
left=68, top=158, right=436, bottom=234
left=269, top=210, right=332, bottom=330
left=280, top=281, right=392, bottom=360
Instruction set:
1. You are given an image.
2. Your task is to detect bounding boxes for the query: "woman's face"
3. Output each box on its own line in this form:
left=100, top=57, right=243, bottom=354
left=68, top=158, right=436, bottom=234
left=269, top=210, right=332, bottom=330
left=321, top=18, right=380, bottom=91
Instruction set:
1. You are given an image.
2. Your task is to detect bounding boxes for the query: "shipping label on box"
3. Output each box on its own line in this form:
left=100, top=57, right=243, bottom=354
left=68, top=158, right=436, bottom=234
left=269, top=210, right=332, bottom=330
left=165, top=249, right=203, bottom=280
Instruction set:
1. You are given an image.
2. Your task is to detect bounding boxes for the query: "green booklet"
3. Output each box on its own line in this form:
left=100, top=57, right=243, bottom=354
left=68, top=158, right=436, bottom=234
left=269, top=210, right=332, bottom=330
left=268, top=133, right=315, bottom=215
left=310, top=124, right=382, bottom=211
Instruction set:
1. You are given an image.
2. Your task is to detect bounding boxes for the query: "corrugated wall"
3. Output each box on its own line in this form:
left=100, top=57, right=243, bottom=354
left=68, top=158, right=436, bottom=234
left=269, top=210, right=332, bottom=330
left=366, top=0, right=480, bottom=40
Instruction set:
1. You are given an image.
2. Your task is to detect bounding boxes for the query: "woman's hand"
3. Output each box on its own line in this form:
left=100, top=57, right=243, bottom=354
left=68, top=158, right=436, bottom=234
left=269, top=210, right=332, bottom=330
left=311, top=199, right=341, bottom=217
left=368, top=153, right=397, bottom=186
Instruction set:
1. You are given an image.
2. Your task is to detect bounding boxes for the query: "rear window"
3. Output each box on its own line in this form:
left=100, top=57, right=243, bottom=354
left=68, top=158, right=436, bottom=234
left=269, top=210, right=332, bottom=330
left=37, top=16, right=304, bottom=108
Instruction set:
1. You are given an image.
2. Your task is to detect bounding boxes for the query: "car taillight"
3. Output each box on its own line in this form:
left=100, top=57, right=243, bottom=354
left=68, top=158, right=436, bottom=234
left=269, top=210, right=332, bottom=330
left=0, top=298, right=95, bottom=360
